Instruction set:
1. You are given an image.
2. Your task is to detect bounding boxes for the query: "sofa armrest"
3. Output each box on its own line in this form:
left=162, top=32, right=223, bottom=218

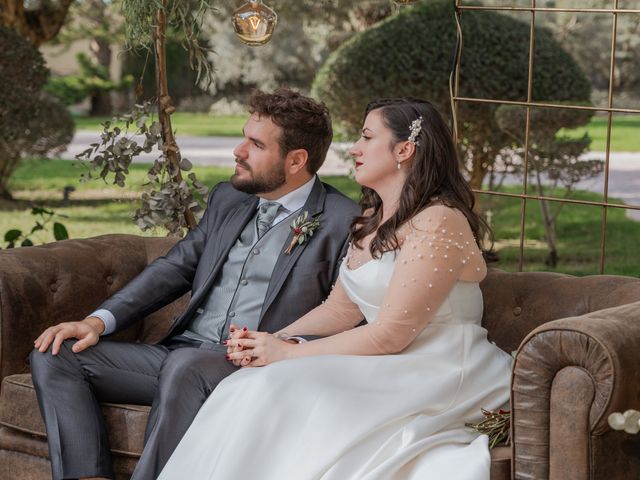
left=0, top=234, right=176, bottom=382
left=511, top=300, right=640, bottom=479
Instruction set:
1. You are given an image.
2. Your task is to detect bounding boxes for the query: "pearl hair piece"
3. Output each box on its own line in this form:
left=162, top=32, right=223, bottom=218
left=407, top=116, right=423, bottom=145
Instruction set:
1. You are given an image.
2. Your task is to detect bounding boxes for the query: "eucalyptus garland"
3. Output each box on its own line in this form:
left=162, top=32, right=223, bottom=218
left=76, top=101, right=208, bottom=236
left=77, top=0, right=217, bottom=236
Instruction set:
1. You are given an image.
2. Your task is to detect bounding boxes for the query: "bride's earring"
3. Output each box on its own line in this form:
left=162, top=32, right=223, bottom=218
left=397, top=161, right=401, bottom=170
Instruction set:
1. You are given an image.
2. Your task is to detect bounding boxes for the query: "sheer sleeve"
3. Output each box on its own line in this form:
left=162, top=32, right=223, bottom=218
left=288, top=205, right=486, bottom=358
left=276, top=279, right=364, bottom=338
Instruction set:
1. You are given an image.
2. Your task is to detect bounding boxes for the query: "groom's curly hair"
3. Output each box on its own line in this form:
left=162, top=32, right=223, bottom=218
left=248, top=88, right=333, bottom=175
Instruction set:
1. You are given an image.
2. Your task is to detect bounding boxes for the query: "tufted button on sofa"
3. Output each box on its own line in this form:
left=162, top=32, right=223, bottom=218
left=0, top=235, right=639, bottom=479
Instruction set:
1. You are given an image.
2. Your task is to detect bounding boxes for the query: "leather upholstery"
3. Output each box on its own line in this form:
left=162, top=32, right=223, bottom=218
left=0, top=235, right=187, bottom=381
left=490, top=446, right=511, bottom=480
left=0, top=374, right=148, bottom=456
left=511, top=301, right=640, bottom=479
left=1, top=234, right=639, bottom=479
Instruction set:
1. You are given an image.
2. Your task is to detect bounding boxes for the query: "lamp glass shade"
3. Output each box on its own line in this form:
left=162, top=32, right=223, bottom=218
left=232, top=1, right=278, bottom=46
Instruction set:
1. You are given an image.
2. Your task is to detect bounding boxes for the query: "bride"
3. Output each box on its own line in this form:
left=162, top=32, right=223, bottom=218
left=158, top=98, right=512, bottom=480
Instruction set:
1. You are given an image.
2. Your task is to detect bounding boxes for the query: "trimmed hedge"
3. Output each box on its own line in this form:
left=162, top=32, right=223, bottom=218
left=312, top=0, right=591, bottom=138
left=0, top=27, right=49, bottom=110
left=0, top=26, right=74, bottom=198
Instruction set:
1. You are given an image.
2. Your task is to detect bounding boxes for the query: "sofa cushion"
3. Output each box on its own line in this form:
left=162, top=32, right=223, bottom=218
left=489, top=445, right=511, bottom=480
left=0, top=427, right=138, bottom=480
left=0, top=374, right=148, bottom=457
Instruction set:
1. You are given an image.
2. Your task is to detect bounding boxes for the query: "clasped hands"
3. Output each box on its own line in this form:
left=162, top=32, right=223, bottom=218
left=224, top=324, right=296, bottom=368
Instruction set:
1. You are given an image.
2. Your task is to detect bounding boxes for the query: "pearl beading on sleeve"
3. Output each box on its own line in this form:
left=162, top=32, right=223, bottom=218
left=341, top=205, right=487, bottom=355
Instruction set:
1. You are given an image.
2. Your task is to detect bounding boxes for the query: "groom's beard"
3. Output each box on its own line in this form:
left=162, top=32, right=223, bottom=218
left=231, top=158, right=287, bottom=195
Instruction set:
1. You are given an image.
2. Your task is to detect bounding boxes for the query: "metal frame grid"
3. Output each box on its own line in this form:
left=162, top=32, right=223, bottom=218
left=451, top=0, right=640, bottom=273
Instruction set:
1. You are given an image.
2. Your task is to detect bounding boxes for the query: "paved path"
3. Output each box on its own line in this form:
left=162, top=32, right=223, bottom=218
left=64, top=132, right=350, bottom=175
left=487, top=151, right=640, bottom=221
left=64, top=132, right=639, bottom=219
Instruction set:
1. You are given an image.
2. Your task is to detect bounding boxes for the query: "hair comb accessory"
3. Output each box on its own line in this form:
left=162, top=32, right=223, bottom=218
left=408, top=116, right=423, bottom=146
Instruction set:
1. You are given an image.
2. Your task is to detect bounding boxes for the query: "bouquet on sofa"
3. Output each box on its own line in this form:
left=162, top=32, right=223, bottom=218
left=466, top=408, right=511, bottom=449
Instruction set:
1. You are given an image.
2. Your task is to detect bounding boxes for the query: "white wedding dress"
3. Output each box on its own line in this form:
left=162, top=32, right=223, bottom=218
left=159, top=207, right=512, bottom=480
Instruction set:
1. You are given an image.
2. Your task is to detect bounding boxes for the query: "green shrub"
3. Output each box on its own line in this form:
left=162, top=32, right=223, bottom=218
left=312, top=0, right=591, bottom=187
left=0, top=26, right=74, bottom=199
left=0, top=27, right=48, bottom=110
left=45, top=53, right=133, bottom=107
left=46, top=74, right=89, bottom=106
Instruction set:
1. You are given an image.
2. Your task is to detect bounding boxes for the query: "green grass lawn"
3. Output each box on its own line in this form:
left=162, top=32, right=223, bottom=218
left=2, top=159, right=362, bottom=243
left=559, top=114, right=640, bottom=151
left=481, top=189, right=639, bottom=276
left=73, top=113, right=247, bottom=137
left=2, top=158, right=638, bottom=276
left=74, top=113, right=640, bottom=151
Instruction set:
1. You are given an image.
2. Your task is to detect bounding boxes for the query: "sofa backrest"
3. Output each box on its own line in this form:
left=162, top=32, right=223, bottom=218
left=2, top=234, right=639, bottom=381
left=0, top=234, right=184, bottom=381
left=481, top=269, right=640, bottom=354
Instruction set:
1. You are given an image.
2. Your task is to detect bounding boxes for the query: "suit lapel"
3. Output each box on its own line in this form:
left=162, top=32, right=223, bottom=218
left=259, top=178, right=326, bottom=319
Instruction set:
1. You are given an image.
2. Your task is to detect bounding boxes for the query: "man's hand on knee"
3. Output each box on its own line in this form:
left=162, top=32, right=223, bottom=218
left=34, top=316, right=105, bottom=355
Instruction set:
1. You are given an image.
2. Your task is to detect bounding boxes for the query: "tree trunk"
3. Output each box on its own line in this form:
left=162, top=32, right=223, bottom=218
left=89, top=36, right=113, bottom=116
left=0, top=184, right=13, bottom=200
left=91, top=36, right=112, bottom=69
left=468, top=152, right=491, bottom=191
left=0, top=0, right=74, bottom=46
left=540, top=200, right=558, bottom=267
left=154, top=1, right=197, bottom=230
left=0, top=146, right=18, bottom=201
left=534, top=168, right=559, bottom=267
left=0, top=167, right=13, bottom=199
left=90, top=91, right=113, bottom=116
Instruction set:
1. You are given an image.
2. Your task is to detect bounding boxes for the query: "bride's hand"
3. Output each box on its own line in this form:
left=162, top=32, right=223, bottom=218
left=225, top=325, right=252, bottom=367
left=226, top=331, right=295, bottom=367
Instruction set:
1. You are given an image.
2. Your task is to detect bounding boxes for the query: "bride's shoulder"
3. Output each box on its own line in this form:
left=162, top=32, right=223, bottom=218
left=400, top=205, right=467, bottom=234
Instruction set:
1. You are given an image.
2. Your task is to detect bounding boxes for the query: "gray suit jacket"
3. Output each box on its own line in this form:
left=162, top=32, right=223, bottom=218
left=100, top=177, right=359, bottom=340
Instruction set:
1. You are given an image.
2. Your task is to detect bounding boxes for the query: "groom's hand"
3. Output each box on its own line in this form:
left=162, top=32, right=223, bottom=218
left=34, top=316, right=105, bottom=355
left=225, top=325, right=251, bottom=367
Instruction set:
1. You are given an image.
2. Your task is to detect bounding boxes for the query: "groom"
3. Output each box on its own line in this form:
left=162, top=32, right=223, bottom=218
left=30, top=88, right=358, bottom=480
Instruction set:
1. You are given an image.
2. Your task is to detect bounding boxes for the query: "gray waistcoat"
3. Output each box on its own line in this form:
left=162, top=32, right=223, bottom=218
left=183, top=209, right=296, bottom=343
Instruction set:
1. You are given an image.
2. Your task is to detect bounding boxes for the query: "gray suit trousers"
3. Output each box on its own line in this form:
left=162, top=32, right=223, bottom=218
left=30, top=339, right=238, bottom=480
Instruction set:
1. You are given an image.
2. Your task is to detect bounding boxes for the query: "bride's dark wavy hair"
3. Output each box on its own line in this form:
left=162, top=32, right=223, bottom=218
left=351, top=98, right=491, bottom=257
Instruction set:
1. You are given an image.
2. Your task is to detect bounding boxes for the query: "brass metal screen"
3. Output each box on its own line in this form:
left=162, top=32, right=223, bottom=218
left=452, top=0, right=640, bottom=275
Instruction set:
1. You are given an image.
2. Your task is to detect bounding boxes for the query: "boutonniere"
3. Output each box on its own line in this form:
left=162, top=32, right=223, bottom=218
left=285, top=211, right=321, bottom=255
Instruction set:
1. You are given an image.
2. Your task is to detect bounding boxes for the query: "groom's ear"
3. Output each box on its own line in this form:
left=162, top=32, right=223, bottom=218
left=285, top=148, right=309, bottom=176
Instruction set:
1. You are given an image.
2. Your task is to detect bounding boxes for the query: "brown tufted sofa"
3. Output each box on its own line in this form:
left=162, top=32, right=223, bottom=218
left=0, top=234, right=639, bottom=479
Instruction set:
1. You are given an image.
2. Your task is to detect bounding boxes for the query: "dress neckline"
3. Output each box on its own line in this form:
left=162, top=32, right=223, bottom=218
left=343, top=250, right=396, bottom=273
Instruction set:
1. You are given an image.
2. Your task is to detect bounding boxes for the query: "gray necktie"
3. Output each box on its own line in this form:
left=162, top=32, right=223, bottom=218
left=256, top=201, right=281, bottom=238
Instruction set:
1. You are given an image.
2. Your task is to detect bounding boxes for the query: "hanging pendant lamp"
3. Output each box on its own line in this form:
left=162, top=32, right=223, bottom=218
left=232, top=0, right=278, bottom=46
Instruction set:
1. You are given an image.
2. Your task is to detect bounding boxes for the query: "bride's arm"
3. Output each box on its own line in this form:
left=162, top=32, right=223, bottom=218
left=275, top=279, right=364, bottom=338
left=228, top=206, right=486, bottom=365
left=260, top=206, right=485, bottom=361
